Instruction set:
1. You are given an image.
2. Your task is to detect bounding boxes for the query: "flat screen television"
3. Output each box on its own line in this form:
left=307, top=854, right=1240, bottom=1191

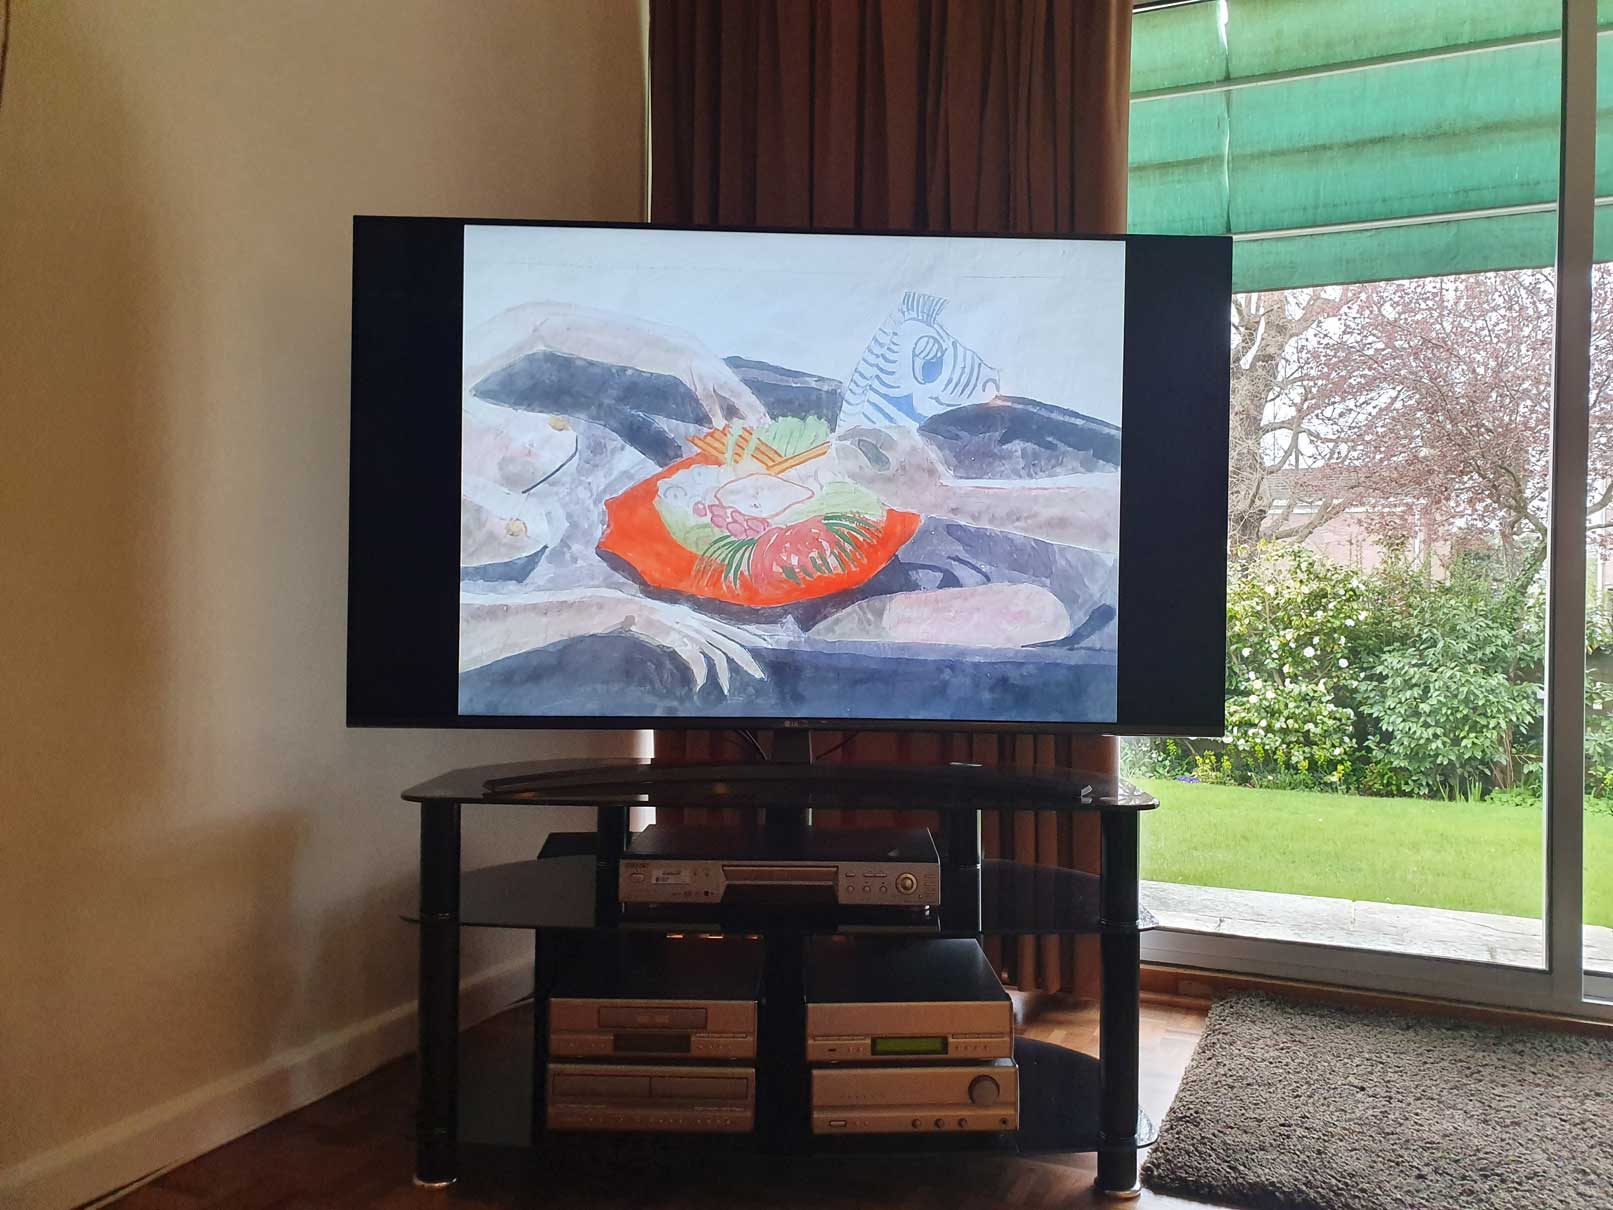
left=347, top=218, right=1229, bottom=735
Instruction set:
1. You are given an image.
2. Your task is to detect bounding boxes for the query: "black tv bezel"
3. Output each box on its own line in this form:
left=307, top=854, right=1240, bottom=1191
left=347, top=217, right=1230, bottom=736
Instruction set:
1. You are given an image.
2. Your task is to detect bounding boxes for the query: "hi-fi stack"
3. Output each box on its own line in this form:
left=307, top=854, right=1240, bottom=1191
left=806, top=935, right=1018, bottom=1134
left=546, top=932, right=762, bottom=1132
left=541, top=822, right=1019, bottom=1137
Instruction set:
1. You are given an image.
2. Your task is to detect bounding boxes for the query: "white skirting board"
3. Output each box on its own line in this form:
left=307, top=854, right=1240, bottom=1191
left=0, top=957, right=534, bottom=1210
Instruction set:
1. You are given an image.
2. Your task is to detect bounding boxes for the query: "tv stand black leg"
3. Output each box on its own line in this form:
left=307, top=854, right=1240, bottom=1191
left=757, top=929, right=808, bottom=1152
left=943, top=807, right=982, bottom=934
left=415, top=798, right=461, bottom=1187
left=1096, top=811, right=1142, bottom=1199
left=595, top=804, right=627, bottom=925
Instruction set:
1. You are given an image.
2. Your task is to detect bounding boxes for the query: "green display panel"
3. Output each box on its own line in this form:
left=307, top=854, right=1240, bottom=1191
left=871, top=1036, right=948, bottom=1056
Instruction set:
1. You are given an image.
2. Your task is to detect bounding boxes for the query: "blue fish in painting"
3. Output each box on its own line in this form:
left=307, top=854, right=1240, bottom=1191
left=837, top=292, right=1001, bottom=430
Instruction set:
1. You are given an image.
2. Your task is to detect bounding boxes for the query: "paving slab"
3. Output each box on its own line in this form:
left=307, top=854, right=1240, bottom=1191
left=1143, top=880, right=1613, bottom=973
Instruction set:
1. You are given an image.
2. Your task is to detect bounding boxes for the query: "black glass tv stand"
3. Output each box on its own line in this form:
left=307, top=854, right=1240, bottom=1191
left=401, top=755, right=1159, bottom=1199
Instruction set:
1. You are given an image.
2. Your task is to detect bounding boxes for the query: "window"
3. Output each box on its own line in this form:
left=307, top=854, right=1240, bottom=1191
left=1127, top=0, right=1610, bottom=1013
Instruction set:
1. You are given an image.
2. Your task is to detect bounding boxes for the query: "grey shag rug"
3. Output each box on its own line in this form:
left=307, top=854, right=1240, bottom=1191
left=1142, top=992, right=1613, bottom=1210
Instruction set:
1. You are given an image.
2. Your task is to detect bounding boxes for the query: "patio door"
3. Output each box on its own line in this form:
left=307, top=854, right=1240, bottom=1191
left=1128, top=0, right=1612, bottom=1019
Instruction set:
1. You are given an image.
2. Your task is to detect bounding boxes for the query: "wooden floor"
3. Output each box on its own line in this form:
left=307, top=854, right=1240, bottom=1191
left=108, top=999, right=1214, bottom=1210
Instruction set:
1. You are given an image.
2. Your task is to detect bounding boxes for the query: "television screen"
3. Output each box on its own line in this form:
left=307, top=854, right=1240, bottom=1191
left=348, top=219, right=1229, bottom=734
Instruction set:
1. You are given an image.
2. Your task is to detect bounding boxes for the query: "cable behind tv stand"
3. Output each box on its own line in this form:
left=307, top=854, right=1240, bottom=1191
left=402, top=754, right=1159, bottom=1199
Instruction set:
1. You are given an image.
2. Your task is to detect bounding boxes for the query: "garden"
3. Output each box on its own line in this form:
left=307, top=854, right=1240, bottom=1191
left=1124, top=270, right=1613, bottom=933
left=1125, top=543, right=1613, bottom=927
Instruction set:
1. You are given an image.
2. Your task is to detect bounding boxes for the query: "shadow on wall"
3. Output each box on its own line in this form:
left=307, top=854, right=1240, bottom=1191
left=1, top=0, right=645, bottom=1195
left=0, top=5, right=194, bottom=1168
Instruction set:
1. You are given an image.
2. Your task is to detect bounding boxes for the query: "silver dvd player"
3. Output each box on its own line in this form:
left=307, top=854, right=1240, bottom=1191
left=619, top=825, right=941, bottom=909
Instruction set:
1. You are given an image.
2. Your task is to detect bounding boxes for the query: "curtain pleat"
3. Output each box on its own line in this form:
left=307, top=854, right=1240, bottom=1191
left=648, top=0, right=1131, bottom=997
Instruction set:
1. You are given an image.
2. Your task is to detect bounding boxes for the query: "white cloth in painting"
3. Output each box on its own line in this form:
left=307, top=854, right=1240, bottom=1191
left=457, top=310, right=771, bottom=689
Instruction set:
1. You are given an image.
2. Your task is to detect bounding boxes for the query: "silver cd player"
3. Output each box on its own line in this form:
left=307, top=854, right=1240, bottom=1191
left=619, top=825, right=941, bottom=909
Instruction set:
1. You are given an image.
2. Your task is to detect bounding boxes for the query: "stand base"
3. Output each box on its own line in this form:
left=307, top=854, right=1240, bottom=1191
left=1094, top=1180, right=1143, bottom=1201
left=412, top=1176, right=456, bottom=1190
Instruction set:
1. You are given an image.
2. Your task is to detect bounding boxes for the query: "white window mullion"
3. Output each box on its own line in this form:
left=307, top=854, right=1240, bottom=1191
left=1544, top=0, right=1596, bottom=1007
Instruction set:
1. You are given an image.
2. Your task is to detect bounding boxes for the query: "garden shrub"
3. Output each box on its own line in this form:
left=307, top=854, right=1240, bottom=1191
left=1129, top=542, right=1613, bottom=802
left=1120, top=736, right=1196, bottom=780
left=1202, top=545, right=1372, bottom=789
left=1355, top=560, right=1542, bottom=797
left=1212, top=679, right=1355, bottom=787
left=1485, top=786, right=1539, bottom=810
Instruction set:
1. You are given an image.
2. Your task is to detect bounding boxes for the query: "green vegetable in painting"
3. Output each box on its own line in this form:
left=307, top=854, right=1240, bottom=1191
left=756, top=416, right=831, bottom=459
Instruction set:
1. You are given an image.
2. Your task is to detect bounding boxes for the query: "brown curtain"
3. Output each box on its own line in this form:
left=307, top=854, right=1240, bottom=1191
left=650, top=0, right=1132, bottom=997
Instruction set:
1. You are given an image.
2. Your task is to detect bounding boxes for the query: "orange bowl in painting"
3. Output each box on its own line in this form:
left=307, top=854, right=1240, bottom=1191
left=599, top=453, right=921, bottom=608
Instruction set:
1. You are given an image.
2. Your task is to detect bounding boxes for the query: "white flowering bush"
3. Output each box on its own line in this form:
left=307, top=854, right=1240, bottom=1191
left=1187, top=546, right=1372, bottom=787
left=1208, top=679, right=1356, bottom=787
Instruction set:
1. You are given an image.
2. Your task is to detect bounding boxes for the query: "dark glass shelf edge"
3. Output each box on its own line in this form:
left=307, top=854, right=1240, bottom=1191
left=403, top=757, right=1158, bottom=813
left=456, top=1014, right=1155, bottom=1158
left=401, top=837, right=1157, bottom=936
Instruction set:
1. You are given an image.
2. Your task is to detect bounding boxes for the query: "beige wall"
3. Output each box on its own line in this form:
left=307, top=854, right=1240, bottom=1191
left=0, top=1, right=645, bottom=1202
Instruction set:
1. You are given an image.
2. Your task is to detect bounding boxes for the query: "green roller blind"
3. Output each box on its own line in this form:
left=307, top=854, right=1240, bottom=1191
left=1128, top=0, right=1613, bottom=290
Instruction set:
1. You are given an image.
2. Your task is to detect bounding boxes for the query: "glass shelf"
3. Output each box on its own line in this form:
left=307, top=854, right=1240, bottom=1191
left=1012, top=1037, right=1158, bottom=1154
left=455, top=1005, right=1156, bottom=1160
left=403, top=757, right=1158, bottom=814
left=402, top=832, right=1155, bottom=936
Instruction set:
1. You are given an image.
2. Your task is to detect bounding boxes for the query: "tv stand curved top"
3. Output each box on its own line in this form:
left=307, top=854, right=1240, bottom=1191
left=401, top=756, right=1158, bottom=813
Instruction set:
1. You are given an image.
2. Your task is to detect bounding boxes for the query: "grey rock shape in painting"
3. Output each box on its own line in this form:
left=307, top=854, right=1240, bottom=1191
left=896, top=519, right=1118, bottom=648
left=808, top=583, right=1072, bottom=647
left=724, top=357, right=845, bottom=428
left=471, top=350, right=714, bottom=467
left=780, top=518, right=1116, bottom=648
left=920, top=397, right=1121, bottom=480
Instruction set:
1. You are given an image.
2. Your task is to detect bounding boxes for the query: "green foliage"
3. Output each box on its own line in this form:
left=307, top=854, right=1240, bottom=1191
left=1354, top=569, right=1540, bottom=797
left=1215, top=680, right=1355, bottom=788
left=1131, top=542, right=1609, bottom=801
left=1215, top=545, right=1371, bottom=788
left=1121, top=737, right=1197, bottom=780
left=1485, top=786, right=1540, bottom=810
left=1584, top=651, right=1613, bottom=801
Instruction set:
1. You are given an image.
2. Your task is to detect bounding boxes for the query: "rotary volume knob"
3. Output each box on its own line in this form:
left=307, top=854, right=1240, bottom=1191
left=968, top=1075, right=1000, bottom=1107
left=895, top=872, right=918, bottom=895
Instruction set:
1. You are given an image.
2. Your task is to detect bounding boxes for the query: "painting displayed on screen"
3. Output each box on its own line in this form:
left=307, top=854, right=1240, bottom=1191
left=457, top=225, right=1124, bottom=723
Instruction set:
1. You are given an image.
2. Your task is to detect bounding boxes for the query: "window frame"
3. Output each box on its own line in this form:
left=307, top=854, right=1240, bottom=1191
left=1133, top=0, right=1613, bottom=1018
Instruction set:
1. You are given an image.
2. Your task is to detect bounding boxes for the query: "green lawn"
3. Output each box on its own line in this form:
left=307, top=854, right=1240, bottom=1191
left=1134, top=779, right=1613, bottom=928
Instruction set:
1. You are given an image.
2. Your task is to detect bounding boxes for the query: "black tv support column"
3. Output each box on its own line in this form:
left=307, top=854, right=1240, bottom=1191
left=403, top=756, right=1158, bottom=1199
left=765, top=726, right=813, bottom=842
left=771, top=727, right=815, bottom=764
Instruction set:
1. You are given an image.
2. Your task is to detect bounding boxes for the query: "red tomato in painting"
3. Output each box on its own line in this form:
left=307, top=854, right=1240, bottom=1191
left=750, top=518, right=859, bottom=594
left=599, top=454, right=921, bottom=607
